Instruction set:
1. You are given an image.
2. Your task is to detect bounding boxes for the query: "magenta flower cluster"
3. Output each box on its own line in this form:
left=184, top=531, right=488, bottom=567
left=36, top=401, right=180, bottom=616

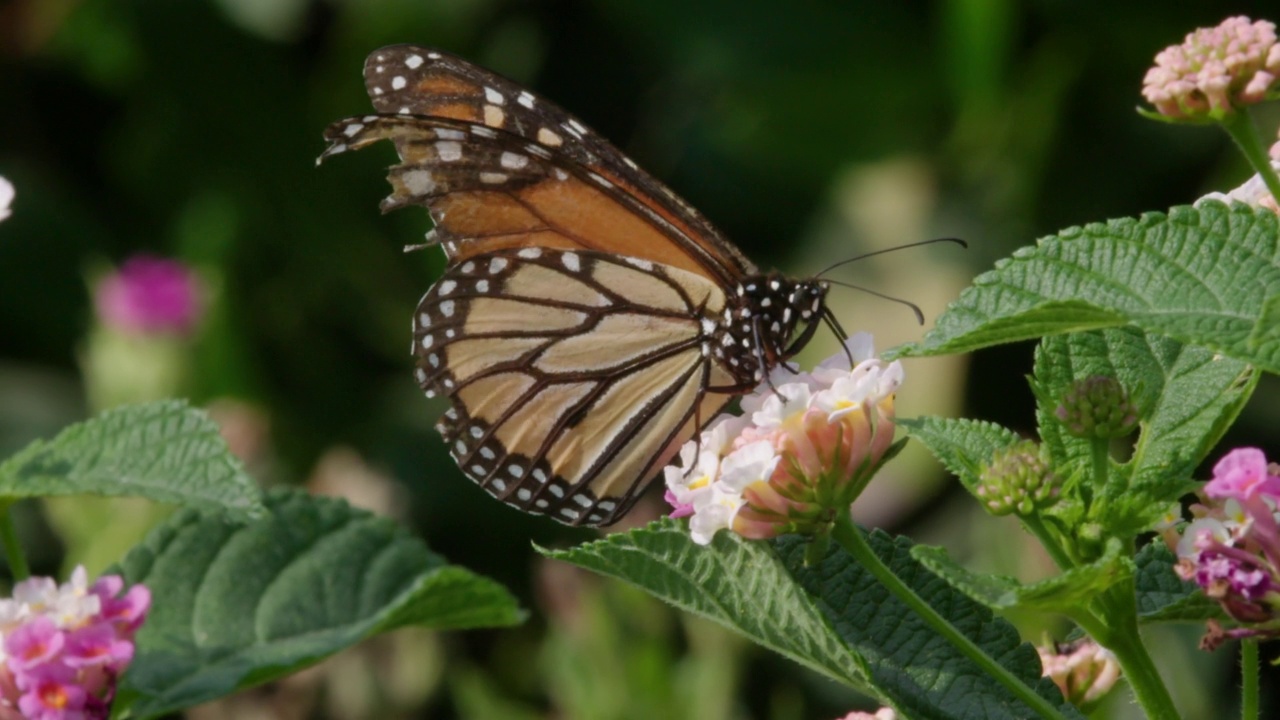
left=0, top=568, right=150, bottom=720
left=94, top=255, right=204, bottom=336
left=1174, top=448, right=1280, bottom=646
left=1142, top=16, right=1280, bottom=120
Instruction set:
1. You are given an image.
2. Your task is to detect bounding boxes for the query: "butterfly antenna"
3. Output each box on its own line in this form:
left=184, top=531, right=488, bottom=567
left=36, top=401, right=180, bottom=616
left=820, top=308, right=856, bottom=367
left=824, top=279, right=926, bottom=325
left=815, top=237, right=967, bottom=278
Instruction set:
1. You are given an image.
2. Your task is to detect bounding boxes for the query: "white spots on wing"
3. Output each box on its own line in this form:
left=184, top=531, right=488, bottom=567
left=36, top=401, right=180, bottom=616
left=461, top=261, right=476, bottom=274
left=435, top=128, right=465, bottom=140
left=372, top=87, right=384, bottom=96
left=572, top=495, right=593, bottom=508
left=623, top=257, right=653, bottom=271
left=518, top=90, right=536, bottom=109
left=436, top=141, right=462, bottom=162
left=480, top=447, right=496, bottom=460
left=489, top=257, right=509, bottom=274
left=470, top=426, right=483, bottom=438
left=548, top=485, right=565, bottom=498
left=525, top=143, right=552, bottom=159
left=484, top=87, right=505, bottom=105
left=561, top=252, right=581, bottom=272
left=439, top=300, right=456, bottom=317
left=375, top=64, right=384, bottom=73
left=517, top=488, right=532, bottom=501
left=700, top=318, right=716, bottom=334
left=484, top=105, right=505, bottom=127
left=428, top=353, right=440, bottom=368
left=421, top=333, right=434, bottom=349
left=397, top=106, right=411, bottom=115
left=500, top=151, right=529, bottom=170
left=470, top=464, right=486, bottom=477
left=446, top=328, right=456, bottom=338
left=342, top=122, right=364, bottom=137
left=587, top=171, right=613, bottom=188
left=532, top=468, right=548, bottom=484
left=427, top=52, right=441, bottom=60
left=405, top=54, right=424, bottom=69
left=760, top=297, right=772, bottom=308
left=517, top=247, right=542, bottom=259
left=782, top=307, right=792, bottom=324
left=454, top=439, right=466, bottom=456
left=475, top=279, right=490, bottom=293
left=491, top=478, right=507, bottom=492
left=535, top=498, right=549, bottom=509
left=559, top=507, right=580, bottom=520
left=508, top=464, right=524, bottom=478
left=479, top=172, right=508, bottom=184
left=623, top=157, right=638, bottom=169
left=391, top=76, right=407, bottom=90
left=414, top=367, right=427, bottom=383
left=537, top=127, right=563, bottom=146
left=402, top=169, right=436, bottom=195
left=418, top=312, right=432, bottom=327
left=563, top=119, right=587, bottom=138
left=552, top=168, right=569, bottom=181
left=471, top=126, right=498, bottom=139
left=438, top=279, right=457, bottom=295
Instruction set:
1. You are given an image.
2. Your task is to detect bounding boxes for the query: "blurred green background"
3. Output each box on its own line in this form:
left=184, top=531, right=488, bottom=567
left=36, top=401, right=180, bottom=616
left=2, top=0, right=1278, bottom=717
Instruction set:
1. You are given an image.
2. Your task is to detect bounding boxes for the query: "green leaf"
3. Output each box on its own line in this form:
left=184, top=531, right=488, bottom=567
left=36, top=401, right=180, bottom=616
left=112, top=488, right=524, bottom=719
left=546, top=520, right=1078, bottom=720
left=1031, top=329, right=1255, bottom=534
left=0, top=400, right=263, bottom=519
left=912, top=538, right=1131, bottom=616
left=1134, top=542, right=1222, bottom=624
left=900, top=202, right=1280, bottom=374
left=897, top=416, right=1023, bottom=493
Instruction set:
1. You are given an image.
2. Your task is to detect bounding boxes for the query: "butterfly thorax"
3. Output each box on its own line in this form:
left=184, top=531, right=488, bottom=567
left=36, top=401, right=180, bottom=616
left=710, top=274, right=829, bottom=388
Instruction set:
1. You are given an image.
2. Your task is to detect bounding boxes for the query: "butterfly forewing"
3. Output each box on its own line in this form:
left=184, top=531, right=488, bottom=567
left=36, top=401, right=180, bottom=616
left=351, top=45, right=754, bottom=283
left=414, top=248, right=736, bottom=525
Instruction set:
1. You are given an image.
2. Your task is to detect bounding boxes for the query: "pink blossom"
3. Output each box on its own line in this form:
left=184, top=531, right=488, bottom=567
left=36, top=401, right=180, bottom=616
left=62, top=625, right=133, bottom=670
left=94, top=255, right=204, bottom=336
left=5, top=618, right=64, bottom=673
left=1204, top=447, right=1280, bottom=501
left=16, top=664, right=87, bottom=720
left=1142, top=16, right=1280, bottom=120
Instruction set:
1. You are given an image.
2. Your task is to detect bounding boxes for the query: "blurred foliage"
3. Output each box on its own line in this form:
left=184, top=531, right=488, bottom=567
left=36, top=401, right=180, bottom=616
left=2, top=0, right=1278, bottom=717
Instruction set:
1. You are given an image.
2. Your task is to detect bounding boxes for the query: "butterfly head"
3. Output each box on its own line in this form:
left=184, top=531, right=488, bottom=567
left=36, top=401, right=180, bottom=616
left=715, top=275, right=829, bottom=387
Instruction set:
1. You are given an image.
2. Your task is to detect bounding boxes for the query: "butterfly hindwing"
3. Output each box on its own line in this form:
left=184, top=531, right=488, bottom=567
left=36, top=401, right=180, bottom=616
left=413, top=247, right=736, bottom=525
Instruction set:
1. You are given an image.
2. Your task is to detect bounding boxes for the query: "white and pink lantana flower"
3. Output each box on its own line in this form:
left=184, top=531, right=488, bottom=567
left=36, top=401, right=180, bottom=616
left=665, top=333, right=903, bottom=545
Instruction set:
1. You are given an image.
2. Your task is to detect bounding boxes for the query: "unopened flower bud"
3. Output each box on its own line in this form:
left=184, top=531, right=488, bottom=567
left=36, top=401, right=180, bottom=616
left=1055, top=376, right=1139, bottom=440
left=1037, top=639, right=1121, bottom=710
left=976, top=442, right=1059, bottom=516
left=1141, top=16, right=1280, bottom=121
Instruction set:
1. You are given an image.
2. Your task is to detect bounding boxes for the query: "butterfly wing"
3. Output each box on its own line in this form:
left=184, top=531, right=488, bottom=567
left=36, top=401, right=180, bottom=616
left=416, top=247, right=736, bottom=525
left=326, top=45, right=754, bottom=284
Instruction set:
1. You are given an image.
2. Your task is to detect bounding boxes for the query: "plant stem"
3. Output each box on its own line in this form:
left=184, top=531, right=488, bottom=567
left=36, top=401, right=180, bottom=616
left=1096, top=583, right=1181, bottom=720
left=1221, top=110, right=1280, bottom=201
left=830, top=516, right=1068, bottom=720
left=0, top=503, right=29, bottom=581
left=1241, top=639, right=1259, bottom=720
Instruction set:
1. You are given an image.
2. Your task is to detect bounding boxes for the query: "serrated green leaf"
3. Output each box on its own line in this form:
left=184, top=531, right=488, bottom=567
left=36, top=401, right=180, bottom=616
left=546, top=520, right=1079, bottom=720
left=0, top=400, right=262, bottom=519
left=112, top=488, right=523, bottom=719
left=900, top=202, right=1280, bottom=374
left=1029, top=329, right=1254, bottom=534
left=1134, top=542, right=1222, bottom=624
left=897, top=417, right=1023, bottom=492
left=912, top=538, right=1131, bottom=615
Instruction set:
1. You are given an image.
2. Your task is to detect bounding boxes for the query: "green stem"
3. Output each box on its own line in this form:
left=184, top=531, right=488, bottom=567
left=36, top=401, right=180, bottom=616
left=830, top=517, right=1068, bottom=720
left=1241, top=639, right=1259, bottom=720
left=1221, top=110, right=1280, bottom=201
left=1096, top=583, right=1180, bottom=720
left=0, top=503, right=29, bottom=581
left=1020, top=514, right=1077, bottom=570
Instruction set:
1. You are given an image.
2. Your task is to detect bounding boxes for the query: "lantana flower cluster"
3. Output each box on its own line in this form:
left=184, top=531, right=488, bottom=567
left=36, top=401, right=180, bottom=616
left=664, top=333, right=902, bottom=545
left=0, top=567, right=150, bottom=720
left=1141, top=16, right=1280, bottom=120
left=1036, top=639, right=1121, bottom=710
left=94, top=255, right=205, bottom=337
left=1173, top=447, right=1280, bottom=647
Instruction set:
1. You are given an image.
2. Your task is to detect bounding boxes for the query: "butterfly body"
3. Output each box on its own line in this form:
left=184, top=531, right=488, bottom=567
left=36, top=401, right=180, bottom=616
left=322, top=46, right=838, bottom=526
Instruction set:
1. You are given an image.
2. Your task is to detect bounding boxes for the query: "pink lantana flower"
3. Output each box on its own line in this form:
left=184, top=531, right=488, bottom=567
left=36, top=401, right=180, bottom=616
left=1142, top=16, right=1280, bottom=121
left=1172, top=448, right=1280, bottom=647
left=1037, top=639, right=1121, bottom=710
left=94, top=255, right=204, bottom=336
left=665, top=333, right=903, bottom=545
left=0, top=567, right=149, bottom=719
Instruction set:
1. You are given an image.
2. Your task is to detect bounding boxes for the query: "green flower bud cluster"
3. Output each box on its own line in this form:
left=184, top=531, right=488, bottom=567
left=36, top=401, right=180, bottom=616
left=976, top=442, right=1060, bottom=516
left=1055, top=376, right=1138, bottom=440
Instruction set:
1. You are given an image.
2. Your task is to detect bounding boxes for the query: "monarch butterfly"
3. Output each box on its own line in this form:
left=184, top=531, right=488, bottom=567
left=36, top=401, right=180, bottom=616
left=320, top=46, right=841, bottom=526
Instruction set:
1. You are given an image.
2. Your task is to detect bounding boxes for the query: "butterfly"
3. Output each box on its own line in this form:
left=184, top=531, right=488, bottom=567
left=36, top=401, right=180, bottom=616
left=319, top=45, right=840, bottom=526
